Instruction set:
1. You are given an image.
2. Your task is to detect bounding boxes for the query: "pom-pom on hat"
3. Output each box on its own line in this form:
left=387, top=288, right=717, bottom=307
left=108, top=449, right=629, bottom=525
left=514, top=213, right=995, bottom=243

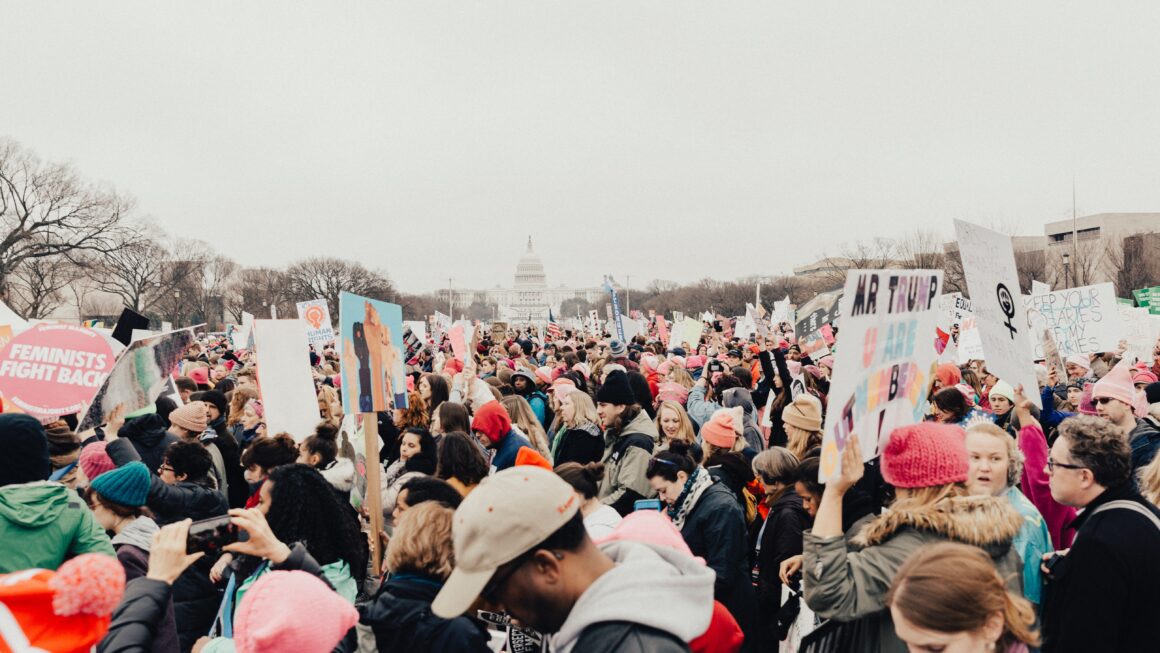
left=880, top=423, right=969, bottom=489
left=701, top=406, right=743, bottom=449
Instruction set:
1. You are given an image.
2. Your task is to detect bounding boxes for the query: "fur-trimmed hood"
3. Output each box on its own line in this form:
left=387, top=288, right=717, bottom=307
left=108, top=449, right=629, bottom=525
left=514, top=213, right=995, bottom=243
left=852, top=494, right=1023, bottom=552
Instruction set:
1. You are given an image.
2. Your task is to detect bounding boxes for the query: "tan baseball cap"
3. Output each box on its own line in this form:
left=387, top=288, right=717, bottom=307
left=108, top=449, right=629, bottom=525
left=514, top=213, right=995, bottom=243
left=431, top=466, right=581, bottom=618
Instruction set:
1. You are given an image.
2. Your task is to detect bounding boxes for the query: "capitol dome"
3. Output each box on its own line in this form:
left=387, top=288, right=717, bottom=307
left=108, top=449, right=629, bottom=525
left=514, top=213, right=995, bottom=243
left=514, top=237, right=547, bottom=289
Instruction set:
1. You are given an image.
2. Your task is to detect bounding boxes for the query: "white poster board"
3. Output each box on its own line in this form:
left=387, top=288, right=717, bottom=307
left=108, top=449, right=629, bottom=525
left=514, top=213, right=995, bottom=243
left=253, top=319, right=324, bottom=441
left=954, top=220, right=1040, bottom=408
left=1024, top=284, right=1123, bottom=359
left=820, top=270, right=943, bottom=481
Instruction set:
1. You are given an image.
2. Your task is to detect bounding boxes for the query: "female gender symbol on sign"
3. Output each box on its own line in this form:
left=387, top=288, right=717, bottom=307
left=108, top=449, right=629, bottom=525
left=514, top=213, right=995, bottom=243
left=996, top=283, right=1018, bottom=338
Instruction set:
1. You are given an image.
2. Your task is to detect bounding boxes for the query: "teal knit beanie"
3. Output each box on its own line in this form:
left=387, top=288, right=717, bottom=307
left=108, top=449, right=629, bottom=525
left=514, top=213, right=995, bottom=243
left=90, top=461, right=151, bottom=507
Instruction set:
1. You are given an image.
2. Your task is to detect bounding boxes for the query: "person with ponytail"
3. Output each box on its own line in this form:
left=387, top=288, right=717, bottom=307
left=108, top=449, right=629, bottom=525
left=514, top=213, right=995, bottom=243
left=887, top=542, right=1039, bottom=653
left=555, top=461, right=622, bottom=538
left=298, top=421, right=355, bottom=500
left=646, top=441, right=757, bottom=640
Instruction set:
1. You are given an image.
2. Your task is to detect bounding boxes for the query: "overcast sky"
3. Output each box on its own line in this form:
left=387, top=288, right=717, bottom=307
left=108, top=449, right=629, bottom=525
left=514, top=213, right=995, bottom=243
left=4, top=2, right=1160, bottom=293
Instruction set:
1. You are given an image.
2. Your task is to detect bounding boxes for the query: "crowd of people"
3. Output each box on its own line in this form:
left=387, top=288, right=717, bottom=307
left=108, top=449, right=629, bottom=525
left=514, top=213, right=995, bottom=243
left=1, top=317, right=1159, bottom=653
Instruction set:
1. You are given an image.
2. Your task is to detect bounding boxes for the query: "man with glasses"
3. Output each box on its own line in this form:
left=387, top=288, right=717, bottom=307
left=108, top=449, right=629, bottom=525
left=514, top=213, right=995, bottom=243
left=1040, top=415, right=1160, bottom=653
left=106, top=437, right=227, bottom=525
left=1091, top=361, right=1160, bottom=470
left=433, top=466, right=715, bottom=652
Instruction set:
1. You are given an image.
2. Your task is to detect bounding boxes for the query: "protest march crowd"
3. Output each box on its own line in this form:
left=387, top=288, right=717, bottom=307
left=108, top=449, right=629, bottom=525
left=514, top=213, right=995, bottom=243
left=1, top=252, right=1160, bottom=653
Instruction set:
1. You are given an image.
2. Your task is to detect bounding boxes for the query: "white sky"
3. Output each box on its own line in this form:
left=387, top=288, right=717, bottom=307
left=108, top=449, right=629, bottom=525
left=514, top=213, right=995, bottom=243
left=3, top=2, right=1160, bottom=292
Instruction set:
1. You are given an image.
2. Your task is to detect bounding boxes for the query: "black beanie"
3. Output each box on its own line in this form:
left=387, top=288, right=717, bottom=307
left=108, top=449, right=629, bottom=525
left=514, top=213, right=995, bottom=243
left=193, top=390, right=229, bottom=418
left=0, top=414, right=50, bottom=486
left=1146, top=382, right=1160, bottom=406
left=596, top=370, right=637, bottom=406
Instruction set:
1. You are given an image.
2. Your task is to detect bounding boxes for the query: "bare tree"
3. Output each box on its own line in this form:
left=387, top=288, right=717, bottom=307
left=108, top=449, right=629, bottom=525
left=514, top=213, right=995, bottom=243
left=91, top=222, right=171, bottom=312
left=228, top=267, right=295, bottom=322
left=817, top=238, right=899, bottom=286
left=0, top=139, right=129, bottom=296
left=6, top=255, right=85, bottom=319
left=1106, top=233, right=1159, bottom=295
left=896, top=229, right=946, bottom=270
left=285, top=257, right=394, bottom=311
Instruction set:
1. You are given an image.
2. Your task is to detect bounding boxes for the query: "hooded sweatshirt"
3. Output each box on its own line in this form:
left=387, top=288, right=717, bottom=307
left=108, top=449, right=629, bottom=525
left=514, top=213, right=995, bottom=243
left=550, top=540, right=715, bottom=653
left=117, top=414, right=179, bottom=475
left=0, top=482, right=114, bottom=573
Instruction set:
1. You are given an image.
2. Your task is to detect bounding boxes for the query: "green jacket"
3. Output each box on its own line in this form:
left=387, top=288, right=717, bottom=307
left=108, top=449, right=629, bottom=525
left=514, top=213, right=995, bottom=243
left=598, top=410, right=659, bottom=515
left=0, top=481, right=115, bottom=573
left=803, top=494, right=1024, bottom=653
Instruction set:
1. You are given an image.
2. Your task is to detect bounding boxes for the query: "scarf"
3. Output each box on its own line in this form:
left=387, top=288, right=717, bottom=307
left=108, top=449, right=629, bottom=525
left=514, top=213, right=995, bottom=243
left=666, top=467, right=715, bottom=531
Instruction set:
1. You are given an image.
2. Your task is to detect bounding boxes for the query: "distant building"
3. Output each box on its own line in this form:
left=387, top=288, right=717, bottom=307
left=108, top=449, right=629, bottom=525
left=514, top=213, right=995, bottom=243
left=1044, top=213, right=1160, bottom=287
left=444, top=237, right=608, bottom=322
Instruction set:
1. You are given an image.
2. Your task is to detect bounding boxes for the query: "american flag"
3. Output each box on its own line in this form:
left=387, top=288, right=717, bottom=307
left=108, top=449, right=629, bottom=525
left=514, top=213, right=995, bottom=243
left=546, top=309, right=563, bottom=341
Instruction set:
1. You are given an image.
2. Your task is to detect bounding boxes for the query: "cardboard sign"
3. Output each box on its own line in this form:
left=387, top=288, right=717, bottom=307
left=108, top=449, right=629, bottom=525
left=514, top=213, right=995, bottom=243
left=111, top=308, right=151, bottom=347
left=403, top=321, right=427, bottom=343
left=491, top=321, right=508, bottom=344
left=1041, top=329, right=1066, bottom=384
left=587, top=310, right=600, bottom=334
left=0, top=300, right=29, bottom=334
left=656, top=315, right=669, bottom=345
left=0, top=324, right=115, bottom=418
left=254, top=320, right=325, bottom=441
left=79, top=328, right=198, bottom=431
left=954, top=220, right=1040, bottom=408
left=297, top=299, right=336, bottom=346
left=1024, top=283, right=1123, bottom=359
left=339, top=292, right=407, bottom=414
left=820, top=270, right=943, bottom=482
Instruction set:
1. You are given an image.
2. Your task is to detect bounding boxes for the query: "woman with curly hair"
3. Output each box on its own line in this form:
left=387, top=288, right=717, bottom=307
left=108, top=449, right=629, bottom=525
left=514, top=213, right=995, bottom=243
left=381, top=427, right=437, bottom=528
left=202, top=464, right=367, bottom=652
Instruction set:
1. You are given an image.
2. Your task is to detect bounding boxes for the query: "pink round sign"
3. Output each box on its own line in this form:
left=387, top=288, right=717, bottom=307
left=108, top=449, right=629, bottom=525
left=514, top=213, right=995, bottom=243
left=0, top=323, right=115, bottom=417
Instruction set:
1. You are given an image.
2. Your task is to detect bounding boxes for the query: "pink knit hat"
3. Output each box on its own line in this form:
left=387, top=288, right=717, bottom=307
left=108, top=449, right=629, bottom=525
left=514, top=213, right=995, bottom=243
left=700, top=406, right=742, bottom=449
left=1093, top=361, right=1136, bottom=407
left=786, top=361, right=802, bottom=377
left=79, top=441, right=116, bottom=482
left=552, top=377, right=576, bottom=401
left=656, top=382, right=689, bottom=406
left=1078, top=382, right=1098, bottom=416
left=235, top=571, right=358, bottom=653
left=880, top=423, right=969, bottom=489
left=535, top=366, right=554, bottom=385
left=594, top=510, right=704, bottom=564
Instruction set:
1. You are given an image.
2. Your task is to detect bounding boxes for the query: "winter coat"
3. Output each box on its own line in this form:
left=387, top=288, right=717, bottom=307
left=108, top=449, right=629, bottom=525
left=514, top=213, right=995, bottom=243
left=757, top=349, right=794, bottom=449
left=381, top=458, right=425, bottom=527
left=106, top=439, right=229, bottom=525
left=802, top=494, right=1024, bottom=653
left=1128, top=418, right=1160, bottom=471
left=524, top=390, right=551, bottom=429
left=551, top=422, right=605, bottom=466
left=752, top=492, right=808, bottom=649
left=207, top=417, right=248, bottom=508
left=111, top=518, right=180, bottom=653
left=598, top=410, right=659, bottom=515
left=490, top=428, right=531, bottom=472
left=98, top=577, right=176, bottom=653
left=686, top=384, right=719, bottom=430
left=358, top=573, right=491, bottom=653
left=551, top=540, right=715, bottom=653
left=0, top=481, right=115, bottom=573
left=117, top=414, right=179, bottom=476
left=1040, top=483, right=1160, bottom=653
left=679, top=481, right=758, bottom=641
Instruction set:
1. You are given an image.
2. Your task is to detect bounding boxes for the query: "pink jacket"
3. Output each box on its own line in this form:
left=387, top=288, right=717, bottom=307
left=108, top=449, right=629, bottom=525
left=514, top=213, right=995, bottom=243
left=1018, top=424, right=1076, bottom=549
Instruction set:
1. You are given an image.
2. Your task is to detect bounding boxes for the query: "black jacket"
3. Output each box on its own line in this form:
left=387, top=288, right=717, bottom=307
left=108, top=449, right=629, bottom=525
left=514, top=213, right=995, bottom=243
left=106, top=439, right=228, bottom=525
left=1129, top=418, right=1160, bottom=471
left=680, top=481, right=758, bottom=640
left=756, top=350, right=793, bottom=449
left=359, top=573, right=491, bottom=653
left=99, top=577, right=174, bottom=653
left=753, top=492, right=808, bottom=648
left=208, top=417, right=249, bottom=508
left=552, top=423, right=605, bottom=466
left=573, top=621, right=690, bottom=653
left=1040, top=483, right=1160, bottom=653
left=117, top=415, right=179, bottom=476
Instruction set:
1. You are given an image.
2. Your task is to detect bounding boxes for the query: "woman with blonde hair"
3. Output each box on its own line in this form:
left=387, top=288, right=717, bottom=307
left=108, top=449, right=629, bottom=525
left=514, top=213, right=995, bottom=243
left=888, top=541, right=1039, bottom=653
left=666, top=364, right=695, bottom=390
left=654, top=400, right=697, bottom=450
left=317, top=384, right=343, bottom=425
left=550, top=389, right=603, bottom=466
left=362, top=502, right=491, bottom=651
left=501, top=395, right=552, bottom=460
left=782, top=394, right=823, bottom=459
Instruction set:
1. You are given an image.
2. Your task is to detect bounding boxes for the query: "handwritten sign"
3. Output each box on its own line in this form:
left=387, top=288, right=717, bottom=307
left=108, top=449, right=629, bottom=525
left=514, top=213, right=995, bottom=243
left=820, top=270, right=942, bottom=481
left=1024, top=283, right=1122, bottom=359
left=954, top=220, right=1040, bottom=408
left=296, top=299, right=336, bottom=346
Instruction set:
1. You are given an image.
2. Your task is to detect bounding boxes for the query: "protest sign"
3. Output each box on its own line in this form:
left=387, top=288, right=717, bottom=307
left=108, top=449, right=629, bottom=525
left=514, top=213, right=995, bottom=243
left=1118, top=304, right=1160, bottom=364
left=603, top=277, right=626, bottom=343
left=253, top=320, right=323, bottom=441
left=795, top=291, right=842, bottom=337
left=403, top=321, right=427, bottom=343
left=0, top=324, right=115, bottom=418
left=587, top=310, right=600, bottom=334
left=111, top=308, right=151, bottom=347
left=799, top=326, right=831, bottom=360
left=402, top=328, right=424, bottom=364
left=1042, top=328, right=1066, bottom=383
left=954, top=220, right=1040, bottom=408
left=79, top=328, right=198, bottom=431
left=448, top=323, right=468, bottom=364
left=1024, top=283, right=1123, bottom=359
left=0, top=299, right=29, bottom=334
left=820, top=270, right=943, bottom=482
left=0, top=325, right=12, bottom=350
left=296, top=299, right=336, bottom=346
left=1031, top=280, right=1051, bottom=296
left=338, top=292, right=408, bottom=415
left=673, top=311, right=685, bottom=323
left=656, top=315, right=669, bottom=345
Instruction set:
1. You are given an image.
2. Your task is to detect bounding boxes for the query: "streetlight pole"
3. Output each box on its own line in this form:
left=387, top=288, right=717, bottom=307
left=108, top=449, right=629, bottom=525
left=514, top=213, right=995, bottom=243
left=1062, top=252, right=1071, bottom=290
left=626, top=274, right=631, bottom=316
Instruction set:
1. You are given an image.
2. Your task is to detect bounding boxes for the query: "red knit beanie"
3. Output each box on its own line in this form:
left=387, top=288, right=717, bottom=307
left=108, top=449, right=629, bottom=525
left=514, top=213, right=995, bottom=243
left=880, top=423, right=969, bottom=489
left=701, top=407, right=742, bottom=449
left=471, top=401, right=512, bottom=444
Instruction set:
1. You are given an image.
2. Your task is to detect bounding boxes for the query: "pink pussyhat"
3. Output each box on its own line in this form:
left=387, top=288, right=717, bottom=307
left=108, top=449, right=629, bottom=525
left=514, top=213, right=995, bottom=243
left=594, top=510, right=705, bottom=565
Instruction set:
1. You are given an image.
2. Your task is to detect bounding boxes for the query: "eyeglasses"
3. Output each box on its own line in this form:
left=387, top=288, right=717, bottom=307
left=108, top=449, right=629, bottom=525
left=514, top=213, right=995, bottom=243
left=158, top=464, right=174, bottom=473
left=1095, top=397, right=1117, bottom=405
left=1046, top=458, right=1085, bottom=473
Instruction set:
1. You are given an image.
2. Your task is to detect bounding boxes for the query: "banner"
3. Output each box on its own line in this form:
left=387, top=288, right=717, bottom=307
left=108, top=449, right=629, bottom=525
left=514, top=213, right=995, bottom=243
left=1024, top=283, right=1123, bottom=359
left=79, top=328, right=198, bottom=431
left=603, top=277, right=626, bottom=343
left=339, top=292, right=407, bottom=414
left=254, top=320, right=324, bottom=441
left=820, top=270, right=943, bottom=482
left=296, top=299, right=336, bottom=346
left=0, top=324, right=115, bottom=418
left=954, top=220, right=1040, bottom=408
